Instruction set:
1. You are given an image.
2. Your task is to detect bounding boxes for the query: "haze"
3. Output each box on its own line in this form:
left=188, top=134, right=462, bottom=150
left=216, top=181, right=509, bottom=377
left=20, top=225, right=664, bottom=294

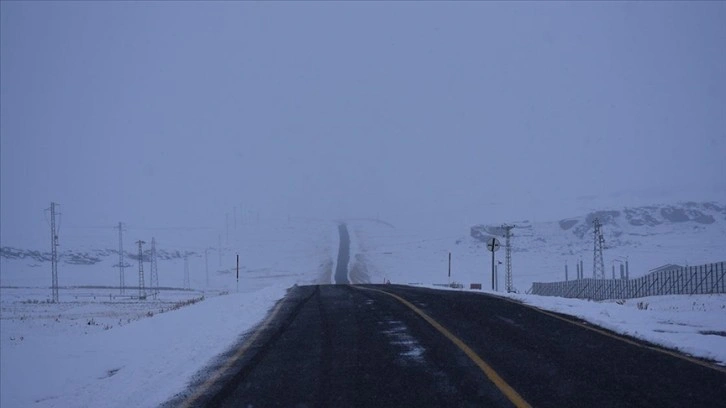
left=2, top=1, right=725, bottom=249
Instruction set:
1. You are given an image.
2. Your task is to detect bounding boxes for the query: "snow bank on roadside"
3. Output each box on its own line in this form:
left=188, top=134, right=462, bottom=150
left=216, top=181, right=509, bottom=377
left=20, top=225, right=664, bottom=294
left=1, top=285, right=287, bottom=408
left=508, top=292, right=726, bottom=365
left=420, top=284, right=726, bottom=366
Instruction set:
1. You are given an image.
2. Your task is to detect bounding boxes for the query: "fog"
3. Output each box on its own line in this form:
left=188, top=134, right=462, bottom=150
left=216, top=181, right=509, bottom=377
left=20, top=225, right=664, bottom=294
left=2, top=2, right=725, bottom=248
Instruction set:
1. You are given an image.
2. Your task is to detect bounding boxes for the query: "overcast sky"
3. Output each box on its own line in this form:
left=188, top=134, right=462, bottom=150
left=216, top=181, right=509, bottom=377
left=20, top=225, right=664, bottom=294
left=2, top=1, right=725, bottom=248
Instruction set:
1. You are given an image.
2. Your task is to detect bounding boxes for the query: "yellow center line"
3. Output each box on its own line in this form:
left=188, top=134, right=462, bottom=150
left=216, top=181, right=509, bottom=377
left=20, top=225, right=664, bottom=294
left=356, top=286, right=532, bottom=408
left=180, top=295, right=289, bottom=408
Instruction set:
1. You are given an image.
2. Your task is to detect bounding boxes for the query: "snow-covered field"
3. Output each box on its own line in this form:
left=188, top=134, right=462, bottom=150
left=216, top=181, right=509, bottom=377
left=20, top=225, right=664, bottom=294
left=422, top=286, right=726, bottom=366
left=515, top=293, right=726, bottom=365
left=1, top=217, right=334, bottom=407
left=2, top=203, right=725, bottom=407
left=1, top=286, right=286, bottom=407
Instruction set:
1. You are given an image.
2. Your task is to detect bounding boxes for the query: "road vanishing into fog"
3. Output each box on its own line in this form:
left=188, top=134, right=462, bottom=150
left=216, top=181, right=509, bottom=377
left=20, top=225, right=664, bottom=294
left=173, top=283, right=726, bottom=408
left=335, top=223, right=351, bottom=284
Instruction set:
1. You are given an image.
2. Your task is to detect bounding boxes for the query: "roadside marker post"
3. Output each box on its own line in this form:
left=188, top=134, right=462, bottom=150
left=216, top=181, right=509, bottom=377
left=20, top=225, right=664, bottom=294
left=487, top=238, right=500, bottom=291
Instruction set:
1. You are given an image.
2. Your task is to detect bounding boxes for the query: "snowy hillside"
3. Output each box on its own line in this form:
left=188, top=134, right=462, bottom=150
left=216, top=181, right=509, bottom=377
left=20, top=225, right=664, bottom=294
left=349, top=202, right=726, bottom=291
left=1, top=218, right=334, bottom=290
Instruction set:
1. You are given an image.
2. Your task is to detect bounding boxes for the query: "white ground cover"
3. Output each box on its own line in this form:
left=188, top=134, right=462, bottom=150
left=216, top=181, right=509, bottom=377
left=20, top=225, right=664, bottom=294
left=1, top=218, right=333, bottom=407
left=482, top=288, right=725, bottom=366
left=1, top=286, right=286, bottom=408
left=2, top=210, right=724, bottom=407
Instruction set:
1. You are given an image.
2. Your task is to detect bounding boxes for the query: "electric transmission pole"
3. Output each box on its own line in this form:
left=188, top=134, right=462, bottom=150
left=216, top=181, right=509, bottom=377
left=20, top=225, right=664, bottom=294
left=137, top=240, right=146, bottom=299
left=205, top=248, right=209, bottom=288
left=150, top=238, right=159, bottom=299
left=183, top=251, right=190, bottom=289
left=501, top=224, right=515, bottom=293
left=116, top=222, right=126, bottom=294
left=593, top=218, right=606, bottom=279
left=46, top=202, right=61, bottom=303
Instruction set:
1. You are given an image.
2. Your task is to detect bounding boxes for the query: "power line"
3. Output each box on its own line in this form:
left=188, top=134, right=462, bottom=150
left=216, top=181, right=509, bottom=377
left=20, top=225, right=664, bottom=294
left=501, top=224, right=515, bottom=293
left=45, top=202, right=60, bottom=303
left=593, top=218, right=606, bottom=279
left=183, top=251, right=190, bottom=290
left=205, top=248, right=209, bottom=288
left=137, top=240, right=147, bottom=299
left=116, top=222, right=126, bottom=294
left=150, top=237, right=159, bottom=299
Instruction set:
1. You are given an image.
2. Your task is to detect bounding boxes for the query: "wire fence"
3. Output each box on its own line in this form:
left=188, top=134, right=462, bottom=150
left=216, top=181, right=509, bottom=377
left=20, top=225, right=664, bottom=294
left=531, top=261, right=726, bottom=301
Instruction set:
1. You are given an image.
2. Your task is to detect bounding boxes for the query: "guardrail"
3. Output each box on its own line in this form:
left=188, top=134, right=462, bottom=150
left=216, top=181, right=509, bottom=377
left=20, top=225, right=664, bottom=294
left=531, top=261, right=725, bottom=300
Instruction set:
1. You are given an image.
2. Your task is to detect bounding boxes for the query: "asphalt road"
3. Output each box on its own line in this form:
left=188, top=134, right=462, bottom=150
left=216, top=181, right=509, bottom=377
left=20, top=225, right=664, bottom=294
left=177, top=284, right=726, bottom=408
left=335, top=224, right=350, bottom=284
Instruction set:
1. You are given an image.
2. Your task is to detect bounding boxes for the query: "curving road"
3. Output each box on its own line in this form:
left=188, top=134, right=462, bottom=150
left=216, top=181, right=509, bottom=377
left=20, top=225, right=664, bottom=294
left=174, top=284, right=726, bottom=408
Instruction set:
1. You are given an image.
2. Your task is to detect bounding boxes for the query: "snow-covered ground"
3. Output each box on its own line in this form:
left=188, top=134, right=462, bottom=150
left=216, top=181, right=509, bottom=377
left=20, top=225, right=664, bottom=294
left=509, top=292, right=726, bottom=365
left=347, top=202, right=726, bottom=292
left=1, top=217, right=334, bottom=407
left=418, top=285, right=726, bottom=366
left=1, top=286, right=286, bottom=407
left=2, top=203, right=725, bottom=407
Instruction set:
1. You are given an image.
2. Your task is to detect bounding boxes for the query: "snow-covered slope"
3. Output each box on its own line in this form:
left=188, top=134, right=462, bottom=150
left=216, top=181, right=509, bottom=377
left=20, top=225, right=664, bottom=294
left=349, top=202, right=726, bottom=291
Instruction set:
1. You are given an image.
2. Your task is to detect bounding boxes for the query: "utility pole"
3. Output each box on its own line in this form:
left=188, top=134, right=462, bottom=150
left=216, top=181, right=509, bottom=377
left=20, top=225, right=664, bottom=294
left=565, top=262, right=569, bottom=281
left=491, top=246, right=495, bottom=290
left=501, top=224, right=515, bottom=293
left=625, top=257, right=629, bottom=280
left=448, top=252, right=451, bottom=285
left=486, top=238, right=500, bottom=291
left=183, top=251, right=190, bottom=289
left=137, top=240, right=146, bottom=299
left=150, top=238, right=159, bottom=299
left=116, top=222, right=126, bottom=294
left=46, top=202, right=61, bottom=303
left=205, top=248, right=209, bottom=288
left=593, top=218, right=605, bottom=279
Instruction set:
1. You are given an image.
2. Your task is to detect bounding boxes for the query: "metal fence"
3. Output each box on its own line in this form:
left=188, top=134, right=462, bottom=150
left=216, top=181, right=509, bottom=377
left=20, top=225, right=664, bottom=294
left=531, top=261, right=726, bottom=301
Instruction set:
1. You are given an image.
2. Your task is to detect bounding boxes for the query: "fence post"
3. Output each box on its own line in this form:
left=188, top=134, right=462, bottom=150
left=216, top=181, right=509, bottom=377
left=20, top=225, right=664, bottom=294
left=645, top=274, right=653, bottom=296
left=673, top=268, right=678, bottom=295
left=625, top=279, right=631, bottom=299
